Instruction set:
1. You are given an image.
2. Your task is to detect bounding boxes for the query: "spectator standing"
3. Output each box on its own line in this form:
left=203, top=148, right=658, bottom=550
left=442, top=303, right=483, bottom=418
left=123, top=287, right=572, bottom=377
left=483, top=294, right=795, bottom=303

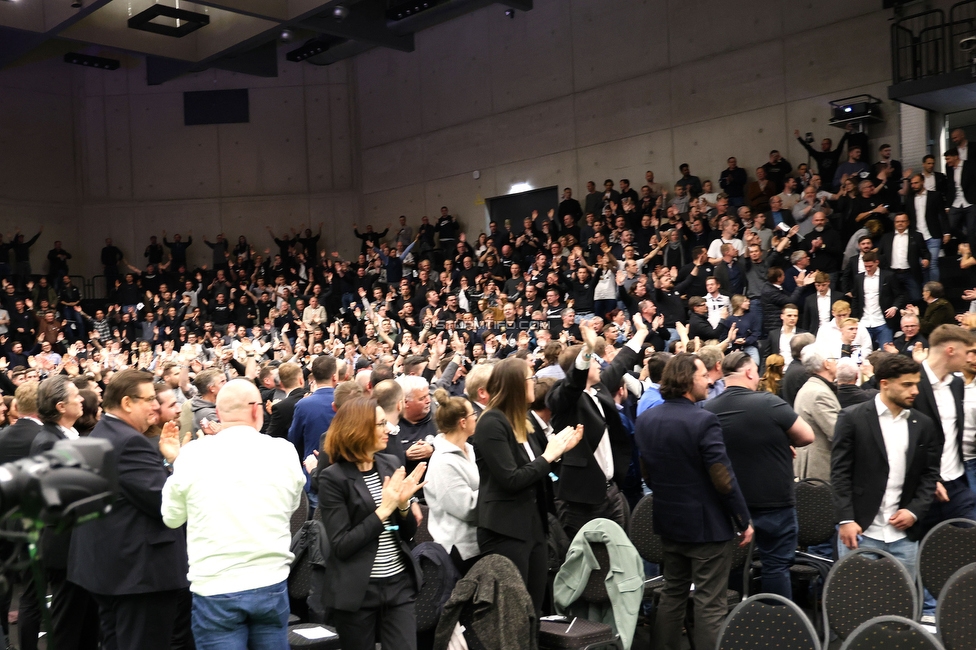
left=288, top=355, right=339, bottom=507
left=705, top=352, right=813, bottom=598
left=761, top=150, right=792, bottom=192
left=634, top=354, right=752, bottom=650
left=266, top=361, right=307, bottom=440
left=832, top=354, right=942, bottom=578
left=162, top=379, right=305, bottom=649
left=719, top=157, right=747, bottom=207
left=795, top=129, right=849, bottom=190
left=67, top=369, right=190, bottom=650
left=793, top=345, right=841, bottom=481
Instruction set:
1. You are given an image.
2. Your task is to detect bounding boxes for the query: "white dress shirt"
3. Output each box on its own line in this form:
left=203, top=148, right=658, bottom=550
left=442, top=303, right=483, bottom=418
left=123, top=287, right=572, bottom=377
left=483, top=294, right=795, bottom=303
left=780, top=327, right=797, bottom=367
left=860, top=272, right=884, bottom=328
left=817, top=293, right=832, bottom=327
left=162, top=425, right=306, bottom=596
left=922, top=361, right=965, bottom=481
left=953, top=163, right=971, bottom=208
left=963, top=377, right=976, bottom=462
left=914, top=193, right=933, bottom=240
left=705, top=293, right=730, bottom=328
left=863, top=395, right=913, bottom=543
left=890, top=231, right=910, bottom=270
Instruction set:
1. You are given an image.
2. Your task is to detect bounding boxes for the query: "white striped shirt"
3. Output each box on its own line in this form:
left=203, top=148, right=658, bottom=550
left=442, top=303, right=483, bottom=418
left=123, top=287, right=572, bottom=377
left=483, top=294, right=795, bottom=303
left=362, top=470, right=407, bottom=579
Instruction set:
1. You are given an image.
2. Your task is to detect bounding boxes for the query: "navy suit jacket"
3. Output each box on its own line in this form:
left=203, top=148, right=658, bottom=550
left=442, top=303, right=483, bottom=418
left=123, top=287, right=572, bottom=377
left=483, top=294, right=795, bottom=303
left=289, top=387, right=336, bottom=491
left=67, top=414, right=189, bottom=595
left=634, top=398, right=751, bottom=543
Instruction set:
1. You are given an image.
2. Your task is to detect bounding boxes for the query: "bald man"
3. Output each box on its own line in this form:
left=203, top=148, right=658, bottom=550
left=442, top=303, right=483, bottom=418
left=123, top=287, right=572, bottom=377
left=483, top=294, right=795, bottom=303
left=162, top=379, right=305, bottom=648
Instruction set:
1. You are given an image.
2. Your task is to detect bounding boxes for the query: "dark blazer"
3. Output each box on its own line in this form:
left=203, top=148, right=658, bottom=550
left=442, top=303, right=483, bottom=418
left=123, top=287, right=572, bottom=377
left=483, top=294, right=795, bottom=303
left=547, top=346, right=638, bottom=505
left=840, top=254, right=864, bottom=296
left=30, top=423, right=72, bottom=570
left=0, top=417, right=42, bottom=464
left=634, top=398, right=751, bottom=543
left=67, top=415, right=190, bottom=595
left=267, top=386, right=307, bottom=440
left=766, top=327, right=808, bottom=358
left=317, top=452, right=421, bottom=612
left=472, top=409, right=552, bottom=541
left=831, top=399, right=942, bottom=541
left=879, top=230, right=931, bottom=284
left=802, top=291, right=842, bottom=334
left=946, top=161, right=976, bottom=206
left=912, top=369, right=965, bottom=472
left=904, top=189, right=949, bottom=241
left=850, top=269, right=906, bottom=331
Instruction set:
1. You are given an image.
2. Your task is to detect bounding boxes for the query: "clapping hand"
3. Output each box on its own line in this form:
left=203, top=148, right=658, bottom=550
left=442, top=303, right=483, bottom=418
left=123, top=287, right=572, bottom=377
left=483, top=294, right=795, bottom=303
left=158, top=421, right=181, bottom=463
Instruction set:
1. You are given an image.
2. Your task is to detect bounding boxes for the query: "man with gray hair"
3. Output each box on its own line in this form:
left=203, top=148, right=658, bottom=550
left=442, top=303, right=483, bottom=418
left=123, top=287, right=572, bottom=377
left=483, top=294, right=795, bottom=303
left=397, top=374, right=436, bottom=472
left=793, top=346, right=841, bottom=481
left=780, top=332, right=817, bottom=406
left=162, top=379, right=305, bottom=648
left=836, top=357, right=877, bottom=409
left=464, top=362, right=494, bottom=416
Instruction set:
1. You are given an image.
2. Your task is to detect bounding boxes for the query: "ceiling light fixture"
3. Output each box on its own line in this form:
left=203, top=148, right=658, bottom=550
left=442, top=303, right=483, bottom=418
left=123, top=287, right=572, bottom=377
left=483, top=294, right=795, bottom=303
left=64, top=53, right=120, bottom=70
left=509, top=182, right=533, bottom=194
left=128, top=4, right=209, bottom=38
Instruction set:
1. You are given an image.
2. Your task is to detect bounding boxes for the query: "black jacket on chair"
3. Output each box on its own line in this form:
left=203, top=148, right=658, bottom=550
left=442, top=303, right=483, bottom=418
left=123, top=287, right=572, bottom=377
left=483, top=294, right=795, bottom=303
left=850, top=270, right=906, bottom=331
left=67, top=415, right=190, bottom=595
left=0, top=417, right=42, bottom=464
left=267, top=386, right=307, bottom=440
left=472, top=409, right=552, bottom=542
left=547, top=346, right=638, bottom=505
left=317, top=452, right=420, bottom=612
left=831, top=399, right=942, bottom=541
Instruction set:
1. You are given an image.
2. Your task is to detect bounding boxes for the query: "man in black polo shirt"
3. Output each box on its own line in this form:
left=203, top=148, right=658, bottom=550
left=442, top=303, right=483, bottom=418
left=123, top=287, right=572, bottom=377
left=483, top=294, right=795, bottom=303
left=704, top=352, right=815, bottom=598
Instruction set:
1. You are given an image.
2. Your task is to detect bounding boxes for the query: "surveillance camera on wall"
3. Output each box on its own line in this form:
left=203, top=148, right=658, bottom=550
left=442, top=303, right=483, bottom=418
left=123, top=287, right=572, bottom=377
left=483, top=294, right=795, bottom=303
left=961, top=36, right=976, bottom=51
left=332, top=5, right=349, bottom=21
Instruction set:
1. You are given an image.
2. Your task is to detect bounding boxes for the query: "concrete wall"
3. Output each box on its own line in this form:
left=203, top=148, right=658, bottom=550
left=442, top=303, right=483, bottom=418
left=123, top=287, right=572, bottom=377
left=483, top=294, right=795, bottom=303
left=355, top=0, right=900, bottom=236
left=0, top=0, right=900, bottom=278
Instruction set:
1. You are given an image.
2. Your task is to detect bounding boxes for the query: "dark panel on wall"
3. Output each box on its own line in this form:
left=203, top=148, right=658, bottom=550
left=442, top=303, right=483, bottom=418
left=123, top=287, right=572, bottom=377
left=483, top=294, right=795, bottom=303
left=184, top=89, right=250, bottom=125
left=486, top=186, right=559, bottom=234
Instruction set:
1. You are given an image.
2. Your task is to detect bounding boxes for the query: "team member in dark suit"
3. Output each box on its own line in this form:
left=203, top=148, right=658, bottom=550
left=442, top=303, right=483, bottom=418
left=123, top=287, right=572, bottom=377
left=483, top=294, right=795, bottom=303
left=318, top=397, right=427, bottom=650
left=25, top=377, right=100, bottom=650
left=546, top=315, right=649, bottom=538
left=832, top=354, right=942, bottom=578
left=473, top=357, right=583, bottom=615
left=67, top=369, right=190, bottom=650
left=634, top=354, right=753, bottom=650
left=265, top=361, right=306, bottom=439
left=879, top=213, right=930, bottom=303
left=904, top=173, right=949, bottom=283
left=908, top=325, right=976, bottom=537
left=0, top=381, right=41, bottom=464
left=944, top=148, right=976, bottom=250
left=801, top=272, right=842, bottom=335
left=850, top=251, right=906, bottom=347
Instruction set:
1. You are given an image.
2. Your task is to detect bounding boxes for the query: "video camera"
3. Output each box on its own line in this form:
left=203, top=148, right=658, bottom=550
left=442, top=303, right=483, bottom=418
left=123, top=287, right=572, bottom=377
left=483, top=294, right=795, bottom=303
left=0, top=438, right=117, bottom=528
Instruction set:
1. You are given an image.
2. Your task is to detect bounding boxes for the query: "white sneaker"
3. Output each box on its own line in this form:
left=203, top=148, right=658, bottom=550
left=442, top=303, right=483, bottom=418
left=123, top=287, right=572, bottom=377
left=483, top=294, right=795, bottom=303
left=921, top=614, right=936, bottom=625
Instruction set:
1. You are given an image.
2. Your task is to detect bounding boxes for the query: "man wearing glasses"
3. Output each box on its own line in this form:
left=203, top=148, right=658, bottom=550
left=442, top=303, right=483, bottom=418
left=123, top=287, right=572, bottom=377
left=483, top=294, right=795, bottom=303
left=68, top=369, right=190, bottom=650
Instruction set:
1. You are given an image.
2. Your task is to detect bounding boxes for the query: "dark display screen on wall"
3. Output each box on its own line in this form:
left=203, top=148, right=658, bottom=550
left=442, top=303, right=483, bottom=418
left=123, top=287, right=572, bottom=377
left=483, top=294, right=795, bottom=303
left=485, top=186, right=559, bottom=234
left=184, top=89, right=250, bottom=126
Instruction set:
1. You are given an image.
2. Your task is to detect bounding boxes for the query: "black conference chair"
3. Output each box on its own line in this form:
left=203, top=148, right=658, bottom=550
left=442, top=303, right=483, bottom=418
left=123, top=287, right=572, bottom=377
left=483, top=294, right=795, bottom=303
left=822, top=548, right=918, bottom=646
left=414, top=503, right=434, bottom=544
left=839, top=615, right=945, bottom=650
left=917, top=518, right=976, bottom=618
left=936, top=562, right=976, bottom=650
left=716, top=593, right=821, bottom=650
left=291, top=489, right=310, bottom=537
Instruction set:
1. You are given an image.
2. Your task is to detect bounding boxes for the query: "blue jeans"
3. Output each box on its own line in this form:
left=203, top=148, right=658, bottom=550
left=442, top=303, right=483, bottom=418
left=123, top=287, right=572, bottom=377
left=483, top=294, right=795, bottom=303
left=966, top=459, right=976, bottom=497
left=865, top=324, right=893, bottom=349
left=925, top=238, right=942, bottom=282
left=751, top=507, right=798, bottom=599
left=894, top=269, right=922, bottom=305
left=191, top=580, right=290, bottom=650
left=837, top=535, right=917, bottom=580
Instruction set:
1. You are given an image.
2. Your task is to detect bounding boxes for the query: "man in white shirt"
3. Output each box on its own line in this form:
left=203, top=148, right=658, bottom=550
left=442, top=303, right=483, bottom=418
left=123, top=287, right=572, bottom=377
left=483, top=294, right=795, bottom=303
left=832, top=354, right=942, bottom=578
left=704, top=277, right=730, bottom=329
left=853, top=251, right=901, bottom=349
left=961, top=341, right=976, bottom=498
left=951, top=128, right=969, bottom=161
left=706, top=217, right=744, bottom=262
left=162, top=379, right=306, bottom=648
left=815, top=299, right=873, bottom=359
left=945, top=148, right=976, bottom=253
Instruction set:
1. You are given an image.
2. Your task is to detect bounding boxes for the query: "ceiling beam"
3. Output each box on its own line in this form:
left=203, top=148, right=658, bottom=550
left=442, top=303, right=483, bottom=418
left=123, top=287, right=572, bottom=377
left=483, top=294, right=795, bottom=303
left=299, top=8, right=414, bottom=52
left=497, top=0, right=532, bottom=10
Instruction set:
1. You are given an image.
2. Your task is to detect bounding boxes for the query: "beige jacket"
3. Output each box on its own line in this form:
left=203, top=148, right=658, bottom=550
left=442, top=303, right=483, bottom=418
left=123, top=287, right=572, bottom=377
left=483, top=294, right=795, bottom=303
left=793, top=374, right=840, bottom=481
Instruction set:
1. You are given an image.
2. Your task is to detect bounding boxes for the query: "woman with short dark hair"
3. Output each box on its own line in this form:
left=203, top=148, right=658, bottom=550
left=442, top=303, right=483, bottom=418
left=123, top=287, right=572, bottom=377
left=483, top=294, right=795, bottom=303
left=318, top=397, right=426, bottom=650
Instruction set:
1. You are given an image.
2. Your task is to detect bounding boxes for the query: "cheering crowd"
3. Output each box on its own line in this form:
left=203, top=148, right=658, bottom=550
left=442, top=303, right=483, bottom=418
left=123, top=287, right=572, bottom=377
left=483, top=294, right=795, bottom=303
left=0, top=125, right=974, bottom=650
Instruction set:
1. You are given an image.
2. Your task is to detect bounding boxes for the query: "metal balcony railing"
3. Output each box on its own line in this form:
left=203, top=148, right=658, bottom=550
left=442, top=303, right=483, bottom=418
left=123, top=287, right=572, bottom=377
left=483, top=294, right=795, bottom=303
left=891, top=0, right=976, bottom=83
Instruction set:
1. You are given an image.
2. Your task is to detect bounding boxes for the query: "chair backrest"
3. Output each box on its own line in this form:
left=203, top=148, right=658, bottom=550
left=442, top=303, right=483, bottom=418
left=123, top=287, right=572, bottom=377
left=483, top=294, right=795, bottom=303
left=415, top=504, right=433, bottom=544
left=628, top=494, right=663, bottom=564
left=917, top=518, right=976, bottom=598
left=839, top=615, right=945, bottom=650
left=415, top=556, right=445, bottom=632
left=936, top=562, right=976, bottom=650
left=717, top=594, right=821, bottom=650
left=823, top=548, right=918, bottom=642
left=794, top=478, right=836, bottom=548
left=728, top=538, right=755, bottom=599
left=580, top=541, right=612, bottom=605
left=291, top=490, right=309, bottom=537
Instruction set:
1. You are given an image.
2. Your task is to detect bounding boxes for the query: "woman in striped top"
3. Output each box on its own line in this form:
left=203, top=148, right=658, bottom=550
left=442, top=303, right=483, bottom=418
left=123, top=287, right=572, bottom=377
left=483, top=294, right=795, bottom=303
left=319, top=396, right=427, bottom=650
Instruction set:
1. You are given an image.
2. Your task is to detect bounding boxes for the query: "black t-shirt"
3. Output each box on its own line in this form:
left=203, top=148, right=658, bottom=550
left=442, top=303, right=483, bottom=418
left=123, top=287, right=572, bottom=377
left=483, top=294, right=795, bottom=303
left=703, top=386, right=798, bottom=510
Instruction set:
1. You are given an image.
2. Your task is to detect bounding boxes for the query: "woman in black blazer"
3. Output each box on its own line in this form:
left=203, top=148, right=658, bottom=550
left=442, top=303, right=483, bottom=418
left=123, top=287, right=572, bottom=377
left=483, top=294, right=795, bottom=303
left=472, top=357, right=583, bottom=614
left=318, top=396, right=427, bottom=650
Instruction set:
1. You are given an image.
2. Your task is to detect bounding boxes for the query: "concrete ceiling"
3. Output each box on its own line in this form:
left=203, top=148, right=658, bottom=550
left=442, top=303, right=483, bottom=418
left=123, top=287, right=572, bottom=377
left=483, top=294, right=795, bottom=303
left=0, top=0, right=532, bottom=83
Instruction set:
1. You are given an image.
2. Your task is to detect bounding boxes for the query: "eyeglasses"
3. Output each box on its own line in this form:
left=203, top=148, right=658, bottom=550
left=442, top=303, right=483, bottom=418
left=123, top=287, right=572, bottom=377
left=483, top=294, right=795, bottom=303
left=128, top=394, right=158, bottom=404
left=526, top=376, right=539, bottom=383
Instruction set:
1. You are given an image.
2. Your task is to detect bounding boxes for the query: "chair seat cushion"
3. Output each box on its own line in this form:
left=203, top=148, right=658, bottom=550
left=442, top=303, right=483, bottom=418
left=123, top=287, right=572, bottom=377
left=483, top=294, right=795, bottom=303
left=539, top=619, right=616, bottom=649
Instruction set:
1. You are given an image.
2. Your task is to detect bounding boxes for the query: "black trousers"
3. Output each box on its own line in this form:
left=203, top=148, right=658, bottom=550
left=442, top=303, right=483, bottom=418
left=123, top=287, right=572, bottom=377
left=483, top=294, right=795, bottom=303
left=19, top=569, right=99, bottom=650
left=919, top=475, right=976, bottom=537
left=332, top=571, right=417, bottom=650
left=477, top=527, right=548, bottom=617
left=555, top=482, right=629, bottom=541
left=93, top=589, right=182, bottom=650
